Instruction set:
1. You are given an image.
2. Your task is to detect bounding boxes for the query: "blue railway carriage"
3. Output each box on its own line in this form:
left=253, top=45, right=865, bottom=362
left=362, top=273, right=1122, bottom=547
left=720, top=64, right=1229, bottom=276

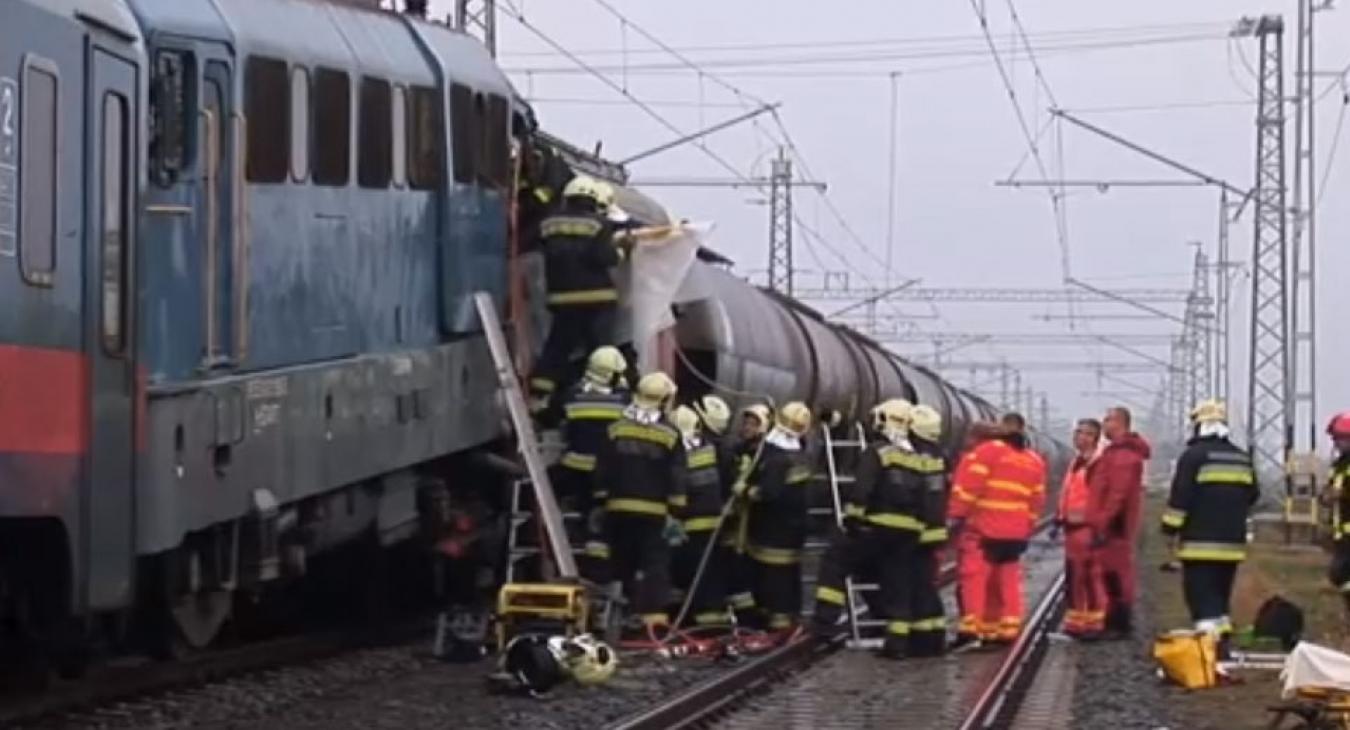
left=0, top=0, right=520, bottom=660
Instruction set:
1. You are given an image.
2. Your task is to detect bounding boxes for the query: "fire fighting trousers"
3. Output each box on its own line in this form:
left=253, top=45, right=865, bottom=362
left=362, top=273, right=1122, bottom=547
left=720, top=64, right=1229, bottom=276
left=673, top=530, right=731, bottom=626
left=605, top=512, right=672, bottom=626
left=1062, top=526, right=1107, bottom=635
left=748, top=540, right=805, bottom=630
left=1328, top=539, right=1350, bottom=596
left=529, top=305, right=630, bottom=414
left=1098, top=535, right=1136, bottom=633
left=1181, top=560, right=1238, bottom=635
left=957, top=531, right=1024, bottom=641
left=722, top=510, right=758, bottom=620
left=908, top=544, right=947, bottom=657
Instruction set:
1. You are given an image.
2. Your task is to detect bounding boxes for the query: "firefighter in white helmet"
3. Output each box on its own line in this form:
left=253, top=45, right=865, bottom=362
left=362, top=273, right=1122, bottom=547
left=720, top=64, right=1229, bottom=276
left=670, top=405, right=733, bottom=626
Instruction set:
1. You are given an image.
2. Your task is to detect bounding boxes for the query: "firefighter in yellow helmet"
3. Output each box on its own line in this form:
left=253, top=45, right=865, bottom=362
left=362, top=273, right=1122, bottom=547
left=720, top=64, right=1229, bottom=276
left=528, top=175, right=634, bottom=418
left=906, top=404, right=950, bottom=656
left=738, top=401, right=814, bottom=632
left=724, top=401, right=774, bottom=618
left=670, top=405, right=733, bottom=626
left=555, top=346, right=630, bottom=578
left=1161, top=399, right=1258, bottom=657
left=593, top=372, right=684, bottom=633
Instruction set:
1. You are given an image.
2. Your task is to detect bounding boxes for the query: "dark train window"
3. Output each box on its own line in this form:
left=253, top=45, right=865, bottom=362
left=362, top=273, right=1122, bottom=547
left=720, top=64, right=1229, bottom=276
left=101, top=93, right=129, bottom=354
left=150, top=50, right=194, bottom=187
left=312, top=68, right=350, bottom=186
left=20, top=60, right=58, bottom=286
left=449, top=83, right=475, bottom=184
left=357, top=76, right=392, bottom=189
left=290, top=67, right=309, bottom=181
left=245, top=56, right=289, bottom=183
left=484, top=94, right=510, bottom=189
left=406, top=85, right=442, bottom=190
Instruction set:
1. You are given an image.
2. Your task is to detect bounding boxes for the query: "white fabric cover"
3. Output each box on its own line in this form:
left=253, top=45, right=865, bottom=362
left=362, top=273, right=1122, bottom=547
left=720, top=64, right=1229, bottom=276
left=1281, top=641, right=1350, bottom=698
left=615, top=220, right=711, bottom=372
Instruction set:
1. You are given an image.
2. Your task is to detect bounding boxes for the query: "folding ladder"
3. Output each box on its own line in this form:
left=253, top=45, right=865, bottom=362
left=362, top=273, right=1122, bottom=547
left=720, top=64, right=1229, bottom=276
left=818, top=423, right=886, bottom=649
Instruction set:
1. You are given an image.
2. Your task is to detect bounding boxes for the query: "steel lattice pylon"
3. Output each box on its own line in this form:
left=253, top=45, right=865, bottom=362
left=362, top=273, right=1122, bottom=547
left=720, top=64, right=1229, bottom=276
left=455, top=0, right=497, bottom=56
left=1246, top=16, right=1290, bottom=480
left=1185, top=246, right=1214, bottom=405
left=767, top=148, right=794, bottom=296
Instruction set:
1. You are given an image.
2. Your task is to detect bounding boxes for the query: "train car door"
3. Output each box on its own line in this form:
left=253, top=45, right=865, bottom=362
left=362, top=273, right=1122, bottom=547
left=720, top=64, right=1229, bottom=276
left=83, top=43, right=138, bottom=611
left=199, top=53, right=235, bottom=367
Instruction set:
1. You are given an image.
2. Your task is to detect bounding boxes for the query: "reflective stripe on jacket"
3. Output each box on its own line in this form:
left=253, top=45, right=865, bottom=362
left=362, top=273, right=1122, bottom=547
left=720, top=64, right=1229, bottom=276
left=1161, top=435, right=1258, bottom=562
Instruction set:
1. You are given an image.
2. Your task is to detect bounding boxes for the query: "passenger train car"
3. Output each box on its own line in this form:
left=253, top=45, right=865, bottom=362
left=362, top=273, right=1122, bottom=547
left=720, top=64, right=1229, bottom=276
left=0, top=0, right=1068, bottom=669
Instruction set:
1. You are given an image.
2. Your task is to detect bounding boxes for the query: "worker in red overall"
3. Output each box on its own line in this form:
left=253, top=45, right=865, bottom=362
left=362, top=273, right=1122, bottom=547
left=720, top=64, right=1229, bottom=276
left=948, top=414, right=1046, bottom=645
left=1057, top=418, right=1106, bottom=638
left=1086, top=406, right=1151, bottom=638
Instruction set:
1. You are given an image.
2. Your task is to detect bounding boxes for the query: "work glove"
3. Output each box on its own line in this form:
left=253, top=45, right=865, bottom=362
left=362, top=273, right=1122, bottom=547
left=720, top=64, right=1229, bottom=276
left=663, top=516, right=688, bottom=546
left=732, top=479, right=750, bottom=500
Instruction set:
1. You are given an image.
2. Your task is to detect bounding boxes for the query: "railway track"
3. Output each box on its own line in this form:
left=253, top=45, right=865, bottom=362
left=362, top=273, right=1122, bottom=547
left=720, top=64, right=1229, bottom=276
left=0, top=617, right=433, bottom=729
left=606, top=527, right=1067, bottom=730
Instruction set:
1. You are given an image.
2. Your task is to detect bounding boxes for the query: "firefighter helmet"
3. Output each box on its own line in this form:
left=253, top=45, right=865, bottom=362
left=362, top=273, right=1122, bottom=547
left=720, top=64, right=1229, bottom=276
left=742, top=404, right=772, bottom=436
left=777, top=401, right=812, bottom=436
left=694, top=395, right=732, bottom=435
left=1189, top=399, right=1227, bottom=425
left=634, top=372, right=677, bottom=409
left=501, top=634, right=568, bottom=695
left=1328, top=412, right=1350, bottom=439
left=877, top=399, right=914, bottom=431
left=672, top=405, right=701, bottom=439
left=563, top=634, right=618, bottom=685
left=585, top=346, right=627, bottom=386
left=910, top=405, right=942, bottom=443
left=594, top=180, right=617, bottom=212
left=562, top=175, right=607, bottom=206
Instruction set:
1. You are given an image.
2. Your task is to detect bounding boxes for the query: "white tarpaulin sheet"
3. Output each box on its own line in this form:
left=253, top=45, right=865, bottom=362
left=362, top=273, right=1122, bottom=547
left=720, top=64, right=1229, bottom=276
left=1281, top=642, right=1350, bottom=698
left=614, top=221, right=712, bottom=372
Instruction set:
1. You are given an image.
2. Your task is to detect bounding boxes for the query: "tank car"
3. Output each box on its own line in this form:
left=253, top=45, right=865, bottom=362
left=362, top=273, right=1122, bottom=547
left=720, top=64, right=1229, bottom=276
left=0, top=0, right=520, bottom=665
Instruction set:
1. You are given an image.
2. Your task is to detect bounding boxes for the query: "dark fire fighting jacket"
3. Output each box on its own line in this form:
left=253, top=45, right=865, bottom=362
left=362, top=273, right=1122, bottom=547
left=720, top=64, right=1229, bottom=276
left=1161, top=435, right=1259, bottom=562
left=594, top=415, right=685, bottom=518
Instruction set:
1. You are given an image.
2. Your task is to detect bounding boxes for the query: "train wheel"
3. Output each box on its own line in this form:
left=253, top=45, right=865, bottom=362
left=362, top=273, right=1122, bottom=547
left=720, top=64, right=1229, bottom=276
left=170, top=590, right=233, bottom=651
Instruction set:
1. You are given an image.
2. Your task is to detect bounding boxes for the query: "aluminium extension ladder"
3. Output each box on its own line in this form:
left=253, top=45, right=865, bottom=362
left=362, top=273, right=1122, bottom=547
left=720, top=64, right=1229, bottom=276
left=818, top=423, right=887, bottom=649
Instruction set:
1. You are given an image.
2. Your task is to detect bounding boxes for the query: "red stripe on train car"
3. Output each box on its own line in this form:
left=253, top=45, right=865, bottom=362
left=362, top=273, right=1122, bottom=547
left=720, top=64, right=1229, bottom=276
left=0, top=344, right=88, bottom=455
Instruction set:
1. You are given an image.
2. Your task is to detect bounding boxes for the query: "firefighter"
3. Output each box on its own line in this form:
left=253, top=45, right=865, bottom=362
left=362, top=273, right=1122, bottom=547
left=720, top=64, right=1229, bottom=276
left=908, top=404, right=950, bottom=656
left=1057, top=418, right=1107, bottom=638
left=593, top=372, right=684, bottom=633
left=1160, top=400, right=1258, bottom=656
left=1327, top=412, right=1350, bottom=615
left=528, top=175, right=631, bottom=416
left=948, top=413, right=1046, bottom=645
left=692, top=395, right=735, bottom=490
left=670, top=406, right=731, bottom=627
left=812, top=400, right=915, bottom=636
left=555, top=346, right=630, bottom=577
left=740, top=402, right=814, bottom=632
left=725, top=403, right=773, bottom=620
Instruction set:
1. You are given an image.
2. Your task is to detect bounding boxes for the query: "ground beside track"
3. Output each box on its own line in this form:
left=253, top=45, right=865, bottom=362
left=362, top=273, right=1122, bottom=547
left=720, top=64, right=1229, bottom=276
left=1140, top=493, right=1348, bottom=730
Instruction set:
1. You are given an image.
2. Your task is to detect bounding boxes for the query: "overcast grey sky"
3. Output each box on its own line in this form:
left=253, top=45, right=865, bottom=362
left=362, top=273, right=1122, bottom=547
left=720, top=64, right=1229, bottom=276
left=432, top=0, right=1349, bottom=448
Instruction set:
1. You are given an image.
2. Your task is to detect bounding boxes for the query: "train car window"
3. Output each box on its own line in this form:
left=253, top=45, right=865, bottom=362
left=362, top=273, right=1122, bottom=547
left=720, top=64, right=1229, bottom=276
left=20, top=59, right=58, bottom=286
left=150, top=50, right=194, bottom=187
left=245, top=57, right=289, bottom=183
left=312, top=68, right=351, bottom=186
left=449, top=83, right=474, bottom=185
left=406, top=85, right=442, bottom=190
left=357, top=76, right=392, bottom=189
left=101, top=93, right=129, bottom=355
left=472, top=93, right=486, bottom=186
left=289, top=67, right=309, bottom=182
left=391, top=85, right=406, bottom=188
left=485, top=94, right=510, bottom=190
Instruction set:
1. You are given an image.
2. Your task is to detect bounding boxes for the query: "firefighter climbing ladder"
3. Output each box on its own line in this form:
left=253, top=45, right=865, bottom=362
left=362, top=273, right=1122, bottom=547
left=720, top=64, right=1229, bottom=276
left=819, top=423, right=886, bottom=649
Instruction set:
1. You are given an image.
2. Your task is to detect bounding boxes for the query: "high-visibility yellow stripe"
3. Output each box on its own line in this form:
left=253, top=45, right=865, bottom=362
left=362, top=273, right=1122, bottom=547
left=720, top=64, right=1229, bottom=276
left=844, top=503, right=866, bottom=518
left=694, top=611, right=732, bottom=626
left=560, top=452, right=597, bottom=471
left=975, top=498, right=1032, bottom=513
left=684, top=516, right=721, bottom=532
left=768, top=614, right=795, bottom=629
left=540, top=217, right=604, bottom=238
left=920, top=528, right=949, bottom=544
left=688, top=449, right=718, bottom=469
left=584, top=541, right=610, bottom=559
left=610, top=422, right=678, bottom=449
left=1196, top=464, right=1255, bottom=485
left=912, top=617, right=946, bottom=631
left=606, top=498, right=669, bottom=516
left=1177, top=541, right=1246, bottom=561
left=564, top=404, right=623, bottom=421
left=748, top=544, right=801, bottom=565
left=987, top=479, right=1033, bottom=496
left=548, top=289, right=619, bottom=306
left=668, top=494, right=688, bottom=508
left=787, top=466, right=814, bottom=484
left=952, top=487, right=978, bottom=503
left=865, top=512, right=924, bottom=531
left=1160, top=508, right=1186, bottom=528
left=815, top=586, right=847, bottom=606
left=886, top=621, right=911, bottom=636
left=729, top=592, right=756, bottom=609
left=530, top=378, right=556, bottom=393
left=532, top=187, right=553, bottom=204
left=880, top=450, right=945, bottom=472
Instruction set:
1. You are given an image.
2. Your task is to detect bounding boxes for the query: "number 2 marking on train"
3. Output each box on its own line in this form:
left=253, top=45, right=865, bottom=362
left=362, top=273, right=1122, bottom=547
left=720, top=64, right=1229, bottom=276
left=0, top=81, right=15, bottom=160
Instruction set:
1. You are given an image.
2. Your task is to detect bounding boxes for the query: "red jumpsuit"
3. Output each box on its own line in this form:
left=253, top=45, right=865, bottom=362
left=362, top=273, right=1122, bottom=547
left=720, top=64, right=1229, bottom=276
left=1058, top=456, right=1106, bottom=636
left=949, top=437, right=1046, bottom=642
left=1085, top=433, right=1151, bottom=634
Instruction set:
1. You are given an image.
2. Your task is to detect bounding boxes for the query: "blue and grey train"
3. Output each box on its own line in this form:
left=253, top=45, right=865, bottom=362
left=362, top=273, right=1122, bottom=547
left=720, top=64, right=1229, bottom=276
left=0, top=0, right=1068, bottom=670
